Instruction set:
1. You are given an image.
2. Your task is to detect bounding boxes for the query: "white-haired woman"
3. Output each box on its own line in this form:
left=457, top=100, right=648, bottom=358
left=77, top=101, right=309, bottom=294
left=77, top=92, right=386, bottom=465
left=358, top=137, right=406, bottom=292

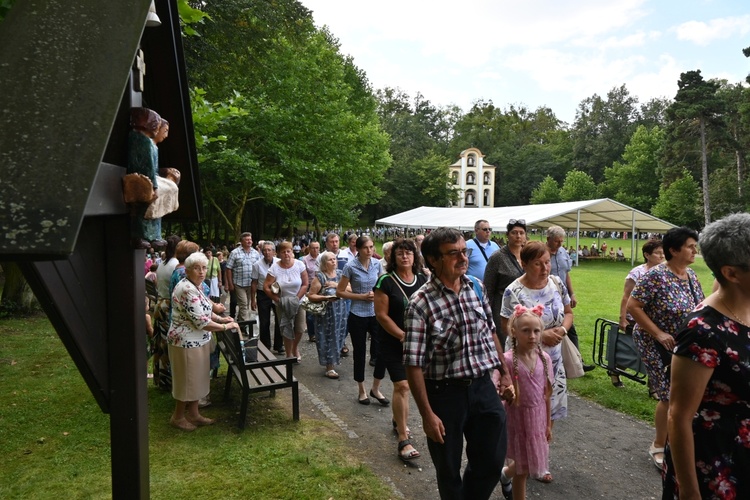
left=168, top=251, right=238, bottom=431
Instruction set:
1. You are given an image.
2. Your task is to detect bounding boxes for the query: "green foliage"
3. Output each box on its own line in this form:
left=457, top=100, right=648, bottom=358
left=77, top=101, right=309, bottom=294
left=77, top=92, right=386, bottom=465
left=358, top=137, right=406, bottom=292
left=451, top=102, right=571, bottom=207
left=571, top=85, right=639, bottom=183
left=530, top=175, right=561, bottom=204
left=651, top=169, right=702, bottom=227
left=374, top=89, right=458, bottom=217
left=664, top=70, right=725, bottom=224
left=560, top=169, right=598, bottom=201
left=601, top=125, right=664, bottom=212
left=178, top=0, right=210, bottom=36
left=184, top=0, right=390, bottom=237
left=0, top=0, right=15, bottom=22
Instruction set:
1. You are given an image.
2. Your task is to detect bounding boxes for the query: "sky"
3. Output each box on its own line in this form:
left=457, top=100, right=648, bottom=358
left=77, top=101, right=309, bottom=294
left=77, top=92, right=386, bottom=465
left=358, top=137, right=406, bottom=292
left=301, top=0, right=750, bottom=124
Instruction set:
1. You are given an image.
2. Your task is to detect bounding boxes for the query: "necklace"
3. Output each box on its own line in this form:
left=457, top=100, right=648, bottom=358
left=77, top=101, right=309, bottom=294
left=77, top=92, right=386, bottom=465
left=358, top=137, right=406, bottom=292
left=719, top=294, right=749, bottom=326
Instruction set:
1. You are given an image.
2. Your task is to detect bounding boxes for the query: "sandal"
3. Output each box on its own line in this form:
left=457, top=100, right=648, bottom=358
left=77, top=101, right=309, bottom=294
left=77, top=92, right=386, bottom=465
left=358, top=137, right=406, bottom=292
left=535, top=471, right=553, bottom=483
left=325, top=369, right=339, bottom=379
left=398, top=439, right=420, bottom=461
left=649, top=443, right=665, bottom=469
left=392, top=419, right=411, bottom=438
left=608, top=371, right=624, bottom=388
left=340, top=346, right=349, bottom=357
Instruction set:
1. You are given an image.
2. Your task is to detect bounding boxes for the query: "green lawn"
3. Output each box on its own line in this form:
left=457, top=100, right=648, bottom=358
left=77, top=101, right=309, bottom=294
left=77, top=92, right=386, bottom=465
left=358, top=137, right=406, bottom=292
left=0, top=317, right=391, bottom=499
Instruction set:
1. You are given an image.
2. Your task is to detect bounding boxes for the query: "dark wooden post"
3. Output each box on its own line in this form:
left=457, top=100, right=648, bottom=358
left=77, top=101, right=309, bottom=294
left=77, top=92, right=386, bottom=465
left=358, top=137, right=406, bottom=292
left=107, top=217, right=150, bottom=498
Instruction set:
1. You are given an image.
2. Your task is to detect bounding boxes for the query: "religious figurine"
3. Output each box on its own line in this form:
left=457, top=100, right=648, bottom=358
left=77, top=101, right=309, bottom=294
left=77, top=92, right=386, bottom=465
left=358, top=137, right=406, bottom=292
left=125, top=107, right=168, bottom=250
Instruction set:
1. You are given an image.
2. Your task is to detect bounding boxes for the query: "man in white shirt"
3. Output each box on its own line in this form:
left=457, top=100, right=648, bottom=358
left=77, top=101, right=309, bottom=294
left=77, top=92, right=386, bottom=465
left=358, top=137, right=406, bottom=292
left=318, top=232, right=348, bottom=270
left=465, top=219, right=500, bottom=280
left=250, top=241, right=282, bottom=352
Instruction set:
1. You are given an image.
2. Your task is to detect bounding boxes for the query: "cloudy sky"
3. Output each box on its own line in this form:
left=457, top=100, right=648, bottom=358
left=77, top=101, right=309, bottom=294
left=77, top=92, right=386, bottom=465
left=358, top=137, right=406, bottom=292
left=301, top=0, right=750, bottom=124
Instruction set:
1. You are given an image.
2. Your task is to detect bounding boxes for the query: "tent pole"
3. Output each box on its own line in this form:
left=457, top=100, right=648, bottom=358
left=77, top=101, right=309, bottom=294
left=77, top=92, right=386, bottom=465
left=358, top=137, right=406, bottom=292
left=575, top=209, right=581, bottom=267
left=631, top=212, right=636, bottom=266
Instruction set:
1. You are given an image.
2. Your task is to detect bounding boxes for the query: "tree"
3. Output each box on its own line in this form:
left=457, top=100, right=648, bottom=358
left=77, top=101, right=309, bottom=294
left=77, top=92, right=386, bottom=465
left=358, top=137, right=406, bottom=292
left=601, top=125, right=664, bottom=212
left=664, top=70, right=724, bottom=224
left=652, top=170, right=702, bottom=228
left=374, top=89, right=459, bottom=217
left=571, top=85, right=639, bottom=182
left=184, top=1, right=390, bottom=237
left=530, top=176, right=561, bottom=204
left=559, top=170, right=598, bottom=201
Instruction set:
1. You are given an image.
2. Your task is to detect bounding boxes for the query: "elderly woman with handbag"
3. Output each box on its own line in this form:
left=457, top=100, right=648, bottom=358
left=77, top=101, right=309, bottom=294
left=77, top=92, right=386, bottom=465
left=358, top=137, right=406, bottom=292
left=168, top=251, right=238, bottom=431
left=306, top=251, right=349, bottom=378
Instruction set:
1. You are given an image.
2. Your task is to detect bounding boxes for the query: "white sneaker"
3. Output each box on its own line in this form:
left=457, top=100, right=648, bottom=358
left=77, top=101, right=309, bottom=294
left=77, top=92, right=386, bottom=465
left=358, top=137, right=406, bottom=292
left=198, top=396, right=211, bottom=408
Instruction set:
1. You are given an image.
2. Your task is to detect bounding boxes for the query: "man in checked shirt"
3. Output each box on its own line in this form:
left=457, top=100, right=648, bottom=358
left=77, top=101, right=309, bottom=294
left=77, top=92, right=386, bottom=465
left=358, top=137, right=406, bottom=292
left=404, top=227, right=515, bottom=500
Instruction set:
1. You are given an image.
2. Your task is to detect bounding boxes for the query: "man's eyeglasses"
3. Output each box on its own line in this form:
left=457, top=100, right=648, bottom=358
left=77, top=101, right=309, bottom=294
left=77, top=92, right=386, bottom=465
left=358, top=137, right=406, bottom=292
left=442, top=248, right=473, bottom=259
left=478, top=227, right=492, bottom=232
left=508, top=219, right=526, bottom=225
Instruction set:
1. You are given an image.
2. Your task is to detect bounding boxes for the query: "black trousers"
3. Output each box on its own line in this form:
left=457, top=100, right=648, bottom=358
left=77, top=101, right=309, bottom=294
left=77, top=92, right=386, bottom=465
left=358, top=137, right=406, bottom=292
left=424, top=373, right=507, bottom=500
left=257, top=290, right=282, bottom=351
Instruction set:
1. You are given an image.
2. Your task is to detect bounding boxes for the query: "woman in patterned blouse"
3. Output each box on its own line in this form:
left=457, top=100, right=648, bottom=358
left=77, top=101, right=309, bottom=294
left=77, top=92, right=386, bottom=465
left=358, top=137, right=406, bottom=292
left=168, top=252, right=238, bottom=431
left=663, top=214, right=750, bottom=500
left=627, top=227, right=704, bottom=470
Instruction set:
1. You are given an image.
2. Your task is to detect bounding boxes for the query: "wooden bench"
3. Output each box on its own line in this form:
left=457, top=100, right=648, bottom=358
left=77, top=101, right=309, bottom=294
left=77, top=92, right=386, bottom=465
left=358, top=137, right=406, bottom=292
left=216, top=320, right=299, bottom=428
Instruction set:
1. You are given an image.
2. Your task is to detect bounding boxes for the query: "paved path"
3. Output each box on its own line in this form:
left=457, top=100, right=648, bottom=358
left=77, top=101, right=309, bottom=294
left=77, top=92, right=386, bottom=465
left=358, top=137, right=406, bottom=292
left=282, top=336, right=663, bottom=499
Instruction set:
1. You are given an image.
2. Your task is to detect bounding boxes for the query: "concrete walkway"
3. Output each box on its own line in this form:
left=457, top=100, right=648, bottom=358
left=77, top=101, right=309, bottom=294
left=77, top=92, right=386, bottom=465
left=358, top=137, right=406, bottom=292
left=286, top=337, right=663, bottom=499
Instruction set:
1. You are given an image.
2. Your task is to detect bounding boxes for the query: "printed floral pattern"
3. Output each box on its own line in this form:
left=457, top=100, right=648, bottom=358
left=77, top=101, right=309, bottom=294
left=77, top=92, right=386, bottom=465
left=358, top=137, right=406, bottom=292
left=630, top=264, right=703, bottom=401
left=663, top=304, right=750, bottom=500
left=167, top=278, right=212, bottom=348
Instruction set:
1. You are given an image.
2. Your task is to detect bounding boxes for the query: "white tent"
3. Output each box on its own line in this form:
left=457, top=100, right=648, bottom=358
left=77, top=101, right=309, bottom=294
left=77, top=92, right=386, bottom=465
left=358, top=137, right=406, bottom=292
left=375, top=198, right=676, bottom=265
left=376, top=198, right=674, bottom=232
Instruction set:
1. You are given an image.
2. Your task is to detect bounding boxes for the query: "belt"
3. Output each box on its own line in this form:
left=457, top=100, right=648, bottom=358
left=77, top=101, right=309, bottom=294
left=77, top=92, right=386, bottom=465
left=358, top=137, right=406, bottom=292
left=426, top=372, right=488, bottom=387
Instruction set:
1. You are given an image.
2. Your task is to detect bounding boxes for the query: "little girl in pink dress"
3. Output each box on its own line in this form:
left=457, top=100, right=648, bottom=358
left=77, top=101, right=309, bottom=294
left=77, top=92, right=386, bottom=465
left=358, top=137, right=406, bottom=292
left=500, top=304, right=553, bottom=500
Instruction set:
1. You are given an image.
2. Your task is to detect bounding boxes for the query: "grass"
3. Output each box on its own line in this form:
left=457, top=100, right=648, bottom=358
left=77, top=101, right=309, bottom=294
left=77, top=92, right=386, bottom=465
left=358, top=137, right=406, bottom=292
left=0, top=316, right=392, bottom=499
left=0, top=246, right=714, bottom=497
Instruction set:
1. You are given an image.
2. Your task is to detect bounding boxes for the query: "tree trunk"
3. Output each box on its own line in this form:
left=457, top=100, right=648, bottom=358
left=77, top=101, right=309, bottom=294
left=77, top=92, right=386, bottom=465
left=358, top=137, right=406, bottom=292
left=734, top=123, right=745, bottom=197
left=1, top=262, right=28, bottom=311
left=699, top=118, right=711, bottom=225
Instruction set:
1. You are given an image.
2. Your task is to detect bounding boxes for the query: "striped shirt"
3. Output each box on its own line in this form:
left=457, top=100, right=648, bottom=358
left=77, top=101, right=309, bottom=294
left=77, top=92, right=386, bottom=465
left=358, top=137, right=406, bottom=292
left=342, top=258, right=381, bottom=317
left=225, top=246, right=260, bottom=287
left=404, top=274, right=502, bottom=380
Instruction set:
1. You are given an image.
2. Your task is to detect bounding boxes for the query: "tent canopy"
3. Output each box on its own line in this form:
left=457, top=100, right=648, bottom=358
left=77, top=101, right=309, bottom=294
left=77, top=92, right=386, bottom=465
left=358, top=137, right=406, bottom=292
left=375, top=199, right=675, bottom=233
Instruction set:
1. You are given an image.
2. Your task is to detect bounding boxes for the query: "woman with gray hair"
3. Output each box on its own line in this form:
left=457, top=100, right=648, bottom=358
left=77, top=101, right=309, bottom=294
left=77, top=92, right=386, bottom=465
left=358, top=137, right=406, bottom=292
left=663, top=213, right=750, bottom=499
left=307, top=251, right=349, bottom=378
left=168, top=251, right=238, bottom=431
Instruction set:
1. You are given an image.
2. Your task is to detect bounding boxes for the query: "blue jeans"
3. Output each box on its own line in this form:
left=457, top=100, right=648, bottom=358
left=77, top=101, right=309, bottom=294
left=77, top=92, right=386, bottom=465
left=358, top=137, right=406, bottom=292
left=424, top=373, right=507, bottom=500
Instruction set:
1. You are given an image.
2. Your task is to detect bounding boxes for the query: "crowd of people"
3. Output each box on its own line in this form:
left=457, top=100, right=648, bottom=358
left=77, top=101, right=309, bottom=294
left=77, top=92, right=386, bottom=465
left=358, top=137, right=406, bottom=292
left=141, top=213, right=750, bottom=499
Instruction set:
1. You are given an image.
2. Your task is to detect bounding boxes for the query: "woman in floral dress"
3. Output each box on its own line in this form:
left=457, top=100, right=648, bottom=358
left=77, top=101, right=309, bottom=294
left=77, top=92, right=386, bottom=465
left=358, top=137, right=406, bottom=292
left=627, top=227, right=704, bottom=470
left=307, top=251, right=348, bottom=378
left=663, top=214, right=750, bottom=500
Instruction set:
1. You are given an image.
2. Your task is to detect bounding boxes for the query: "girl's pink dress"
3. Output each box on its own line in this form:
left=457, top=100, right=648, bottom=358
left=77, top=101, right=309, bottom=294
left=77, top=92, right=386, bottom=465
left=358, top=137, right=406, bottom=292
left=503, top=350, right=553, bottom=475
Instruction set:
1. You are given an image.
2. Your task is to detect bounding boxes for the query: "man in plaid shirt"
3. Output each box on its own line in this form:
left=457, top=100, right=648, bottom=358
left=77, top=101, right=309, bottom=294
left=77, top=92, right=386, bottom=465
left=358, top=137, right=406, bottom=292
left=225, top=232, right=261, bottom=322
left=404, top=227, right=514, bottom=500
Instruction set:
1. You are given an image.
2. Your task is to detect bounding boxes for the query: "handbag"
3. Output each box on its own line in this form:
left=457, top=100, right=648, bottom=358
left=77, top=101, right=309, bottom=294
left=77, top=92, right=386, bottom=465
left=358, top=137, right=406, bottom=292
left=300, top=295, right=327, bottom=316
left=561, top=334, right=585, bottom=379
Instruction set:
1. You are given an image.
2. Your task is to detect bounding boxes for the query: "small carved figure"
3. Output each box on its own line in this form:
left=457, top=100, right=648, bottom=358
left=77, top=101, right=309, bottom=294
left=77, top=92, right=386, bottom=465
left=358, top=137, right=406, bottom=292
left=124, top=108, right=179, bottom=250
